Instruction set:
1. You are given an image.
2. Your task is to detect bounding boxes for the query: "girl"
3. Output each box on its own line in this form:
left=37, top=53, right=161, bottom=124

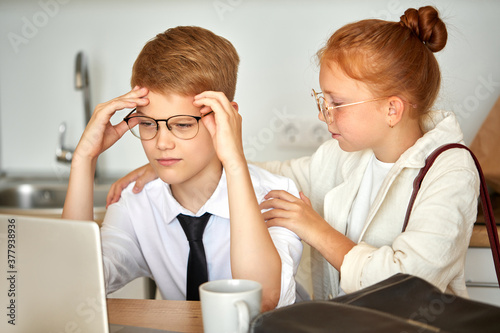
left=107, top=6, right=479, bottom=299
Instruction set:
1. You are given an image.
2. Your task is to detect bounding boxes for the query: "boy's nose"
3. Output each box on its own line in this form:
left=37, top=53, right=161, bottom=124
left=155, top=125, right=176, bottom=150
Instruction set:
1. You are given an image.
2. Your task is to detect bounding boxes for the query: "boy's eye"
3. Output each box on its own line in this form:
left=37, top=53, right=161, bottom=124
left=169, top=117, right=197, bottom=130
left=139, top=119, right=156, bottom=127
left=173, top=123, right=194, bottom=129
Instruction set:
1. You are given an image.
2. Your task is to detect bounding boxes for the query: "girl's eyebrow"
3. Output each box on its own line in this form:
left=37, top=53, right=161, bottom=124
left=322, top=89, right=337, bottom=97
left=323, top=89, right=349, bottom=101
left=322, top=90, right=340, bottom=100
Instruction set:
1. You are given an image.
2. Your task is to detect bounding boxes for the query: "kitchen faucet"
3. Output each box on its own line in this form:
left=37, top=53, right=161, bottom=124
left=56, top=51, right=98, bottom=178
left=55, top=122, right=73, bottom=163
left=75, top=51, right=92, bottom=125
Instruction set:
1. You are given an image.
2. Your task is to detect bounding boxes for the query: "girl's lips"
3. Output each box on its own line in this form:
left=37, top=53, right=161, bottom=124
left=331, top=133, right=341, bottom=139
left=157, top=158, right=181, bottom=166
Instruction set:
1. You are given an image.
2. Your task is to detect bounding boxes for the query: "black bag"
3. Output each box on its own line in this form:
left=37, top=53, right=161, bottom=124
left=250, top=274, right=500, bottom=333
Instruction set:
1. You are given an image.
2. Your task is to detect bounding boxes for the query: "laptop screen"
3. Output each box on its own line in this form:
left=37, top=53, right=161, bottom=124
left=0, top=214, right=109, bottom=332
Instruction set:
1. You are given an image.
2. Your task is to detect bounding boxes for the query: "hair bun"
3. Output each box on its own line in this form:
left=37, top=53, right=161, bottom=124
left=399, top=6, right=447, bottom=52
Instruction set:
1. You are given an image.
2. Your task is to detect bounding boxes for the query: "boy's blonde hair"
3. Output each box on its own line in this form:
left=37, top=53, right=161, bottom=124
left=131, top=26, right=240, bottom=101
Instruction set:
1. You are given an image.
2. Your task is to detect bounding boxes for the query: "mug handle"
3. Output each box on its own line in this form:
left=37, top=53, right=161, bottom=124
left=234, top=300, right=250, bottom=333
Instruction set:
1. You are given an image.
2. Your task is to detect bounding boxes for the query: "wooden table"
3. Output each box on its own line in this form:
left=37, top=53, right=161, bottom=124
left=470, top=224, right=500, bottom=247
left=107, top=298, right=203, bottom=332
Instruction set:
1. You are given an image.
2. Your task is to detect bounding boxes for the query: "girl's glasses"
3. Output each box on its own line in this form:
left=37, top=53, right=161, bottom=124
left=311, top=89, right=387, bottom=124
left=124, top=109, right=213, bottom=141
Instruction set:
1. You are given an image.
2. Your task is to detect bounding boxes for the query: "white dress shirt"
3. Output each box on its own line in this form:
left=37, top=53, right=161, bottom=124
left=101, top=164, right=303, bottom=307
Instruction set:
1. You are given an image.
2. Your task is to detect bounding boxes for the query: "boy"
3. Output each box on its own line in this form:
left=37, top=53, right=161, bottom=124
left=62, top=26, right=302, bottom=310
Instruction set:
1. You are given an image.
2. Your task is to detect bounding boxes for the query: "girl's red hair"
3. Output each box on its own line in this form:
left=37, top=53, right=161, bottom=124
left=318, top=6, right=447, bottom=122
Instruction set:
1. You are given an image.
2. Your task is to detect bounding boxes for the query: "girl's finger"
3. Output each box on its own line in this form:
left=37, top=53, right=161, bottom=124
left=265, top=218, right=290, bottom=228
left=299, top=192, right=312, bottom=206
left=262, top=208, right=293, bottom=223
left=260, top=198, right=296, bottom=211
left=264, top=190, right=299, bottom=202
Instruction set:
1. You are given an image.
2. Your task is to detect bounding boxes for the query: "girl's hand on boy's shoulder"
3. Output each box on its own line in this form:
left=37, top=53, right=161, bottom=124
left=106, top=163, right=157, bottom=207
left=260, top=190, right=326, bottom=243
left=74, top=86, right=149, bottom=162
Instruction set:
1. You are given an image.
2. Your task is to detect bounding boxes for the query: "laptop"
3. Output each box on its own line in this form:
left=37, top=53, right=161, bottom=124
left=0, top=214, right=176, bottom=333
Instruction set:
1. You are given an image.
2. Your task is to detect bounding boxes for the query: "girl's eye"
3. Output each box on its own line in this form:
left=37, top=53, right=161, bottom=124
left=327, top=99, right=342, bottom=107
left=325, top=95, right=342, bottom=107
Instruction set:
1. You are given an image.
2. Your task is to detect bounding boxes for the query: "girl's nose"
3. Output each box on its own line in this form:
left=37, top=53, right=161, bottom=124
left=155, top=125, right=176, bottom=150
left=318, top=112, right=325, bottom=122
left=318, top=110, right=333, bottom=125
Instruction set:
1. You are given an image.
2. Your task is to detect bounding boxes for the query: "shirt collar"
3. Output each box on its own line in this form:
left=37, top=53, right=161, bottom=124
left=397, top=110, right=464, bottom=168
left=162, top=169, right=230, bottom=224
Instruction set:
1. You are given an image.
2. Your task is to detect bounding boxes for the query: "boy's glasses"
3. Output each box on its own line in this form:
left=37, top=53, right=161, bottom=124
left=123, top=109, right=213, bottom=141
left=311, top=89, right=387, bottom=124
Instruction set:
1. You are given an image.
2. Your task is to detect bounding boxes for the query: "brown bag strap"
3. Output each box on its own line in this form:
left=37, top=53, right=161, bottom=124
left=402, top=143, right=500, bottom=287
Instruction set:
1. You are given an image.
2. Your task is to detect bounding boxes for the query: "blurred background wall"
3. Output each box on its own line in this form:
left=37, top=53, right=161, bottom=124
left=1, top=0, right=499, bottom=178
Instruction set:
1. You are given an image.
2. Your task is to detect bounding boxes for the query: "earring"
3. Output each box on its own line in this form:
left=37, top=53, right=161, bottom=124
left=388, top=108, right=396, bottom=128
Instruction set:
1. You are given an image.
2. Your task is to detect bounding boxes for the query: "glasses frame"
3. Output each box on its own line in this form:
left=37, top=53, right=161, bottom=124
left=311, top=89, right=388, bottom=124
left=123, top=108, right=213, bottom=141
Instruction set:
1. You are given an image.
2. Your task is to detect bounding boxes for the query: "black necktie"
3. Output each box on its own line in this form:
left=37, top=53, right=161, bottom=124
left=177, top=212, right=211, bottom=301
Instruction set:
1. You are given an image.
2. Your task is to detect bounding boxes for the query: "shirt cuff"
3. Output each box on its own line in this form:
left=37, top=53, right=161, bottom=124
left=339, top=242, right=376, bottom=293
left=269, top=227, right=303, bottom=307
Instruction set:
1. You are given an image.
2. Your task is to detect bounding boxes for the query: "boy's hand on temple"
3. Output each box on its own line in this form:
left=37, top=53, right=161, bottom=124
left=106, top=90, right=245, bottom=206
left=74, top=86, right=150, bottom=163
left=195, top=91, right=282, bottom=306
left=193, top=91, right=245, bottom=167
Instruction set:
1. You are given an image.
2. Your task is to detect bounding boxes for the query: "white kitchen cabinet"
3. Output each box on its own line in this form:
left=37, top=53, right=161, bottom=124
left=465, top=247, right=500, bottom=307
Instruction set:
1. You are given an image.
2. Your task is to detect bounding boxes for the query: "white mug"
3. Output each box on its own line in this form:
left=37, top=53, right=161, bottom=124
left=199, top=279, right=262, bottom=333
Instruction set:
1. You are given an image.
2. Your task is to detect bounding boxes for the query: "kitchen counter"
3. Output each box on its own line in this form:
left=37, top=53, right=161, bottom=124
left=470, top=224, right=500, bottom=247
left=0, top=173, right=112, bottom=225
left=0, top=206, right=106, bottom=224
left=470, top=192, right=500, bottom=248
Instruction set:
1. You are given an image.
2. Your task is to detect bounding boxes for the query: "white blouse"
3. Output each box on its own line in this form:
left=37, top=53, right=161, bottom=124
left=347, top=154, right=394, bottom=242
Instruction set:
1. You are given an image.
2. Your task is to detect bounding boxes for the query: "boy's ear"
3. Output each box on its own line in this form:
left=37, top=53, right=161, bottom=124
left=231, top=101, right=239, bottom=112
